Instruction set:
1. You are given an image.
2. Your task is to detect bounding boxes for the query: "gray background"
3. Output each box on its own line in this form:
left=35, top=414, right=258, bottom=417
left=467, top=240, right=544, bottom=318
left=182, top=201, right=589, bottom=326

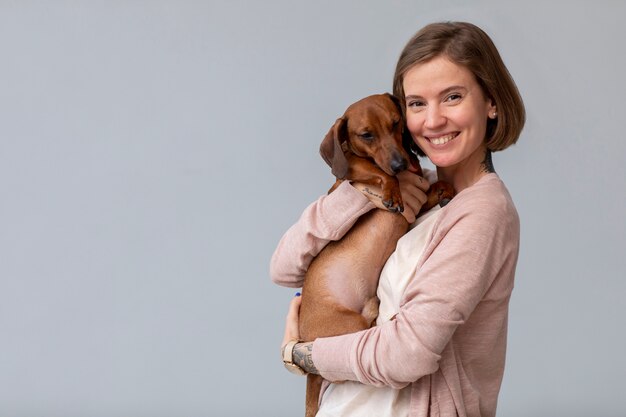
left=1, top=1, right=625, bottom=416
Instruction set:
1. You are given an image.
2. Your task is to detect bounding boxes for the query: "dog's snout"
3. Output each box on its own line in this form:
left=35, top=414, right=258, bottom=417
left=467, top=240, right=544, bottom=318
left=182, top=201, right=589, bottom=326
left=390, top=155, right=408, bottom=174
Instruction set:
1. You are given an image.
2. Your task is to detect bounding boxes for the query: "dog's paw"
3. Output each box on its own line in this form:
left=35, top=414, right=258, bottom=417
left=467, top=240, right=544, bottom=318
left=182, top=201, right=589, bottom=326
left=382, top=189, right=404, bottom=213
left=362, top=296, right=380, bottom=327
left=431, top=181, right=455, bottom=208
left=383, top=199, right=404, bottom=213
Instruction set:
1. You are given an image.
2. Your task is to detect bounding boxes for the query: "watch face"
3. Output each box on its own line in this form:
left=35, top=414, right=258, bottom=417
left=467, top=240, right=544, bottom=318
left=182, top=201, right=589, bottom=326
left=284, top=362, right=306, bottom=375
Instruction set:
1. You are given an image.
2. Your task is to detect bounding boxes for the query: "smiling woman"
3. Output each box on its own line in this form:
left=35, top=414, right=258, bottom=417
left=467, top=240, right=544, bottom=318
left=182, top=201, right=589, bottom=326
left=403, top=57, right=497, bottom=191
left=272, top=21, right=525, bottom=417
left=393, top=22, right=525, bottom=156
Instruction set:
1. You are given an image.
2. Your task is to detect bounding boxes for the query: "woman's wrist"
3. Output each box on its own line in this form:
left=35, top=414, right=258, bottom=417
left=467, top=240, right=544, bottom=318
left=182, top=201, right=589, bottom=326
left=350, top=182, right=386, bottom=210
left=292, top=341, right=319, bottom=375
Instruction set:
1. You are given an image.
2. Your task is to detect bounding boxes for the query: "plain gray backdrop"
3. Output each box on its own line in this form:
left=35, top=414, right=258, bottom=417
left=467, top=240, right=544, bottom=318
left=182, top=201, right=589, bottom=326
left=1, top=1, right=625, bottom=416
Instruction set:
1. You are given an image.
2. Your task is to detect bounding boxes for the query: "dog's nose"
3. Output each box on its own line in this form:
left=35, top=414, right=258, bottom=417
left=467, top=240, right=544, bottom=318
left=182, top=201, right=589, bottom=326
left=390, top=156, right=408, bottom=174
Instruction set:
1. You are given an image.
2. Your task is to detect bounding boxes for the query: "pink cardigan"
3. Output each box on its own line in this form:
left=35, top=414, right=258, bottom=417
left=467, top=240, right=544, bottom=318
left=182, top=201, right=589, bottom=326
left=270, top=174, right=520, bottom=417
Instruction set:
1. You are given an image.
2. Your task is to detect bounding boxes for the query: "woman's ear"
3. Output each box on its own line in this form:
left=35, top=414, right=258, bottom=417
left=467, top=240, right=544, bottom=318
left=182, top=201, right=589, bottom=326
left=487, top=99, right=497, bottom=119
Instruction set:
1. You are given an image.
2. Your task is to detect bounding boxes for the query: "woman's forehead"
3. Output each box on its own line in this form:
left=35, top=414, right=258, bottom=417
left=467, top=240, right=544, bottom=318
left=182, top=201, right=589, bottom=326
left=403, top=57, right=476, bottom=96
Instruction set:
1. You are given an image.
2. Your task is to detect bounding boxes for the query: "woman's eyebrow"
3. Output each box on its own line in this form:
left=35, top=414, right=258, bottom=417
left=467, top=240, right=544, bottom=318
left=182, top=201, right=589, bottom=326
left=440, top=85, right=467, bottom=95
left=405, top=85, right=468, bottom=101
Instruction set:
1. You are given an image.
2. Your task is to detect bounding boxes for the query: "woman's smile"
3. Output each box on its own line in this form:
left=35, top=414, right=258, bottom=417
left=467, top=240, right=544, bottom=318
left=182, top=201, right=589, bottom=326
left=424, top=132, right=459, bottom=146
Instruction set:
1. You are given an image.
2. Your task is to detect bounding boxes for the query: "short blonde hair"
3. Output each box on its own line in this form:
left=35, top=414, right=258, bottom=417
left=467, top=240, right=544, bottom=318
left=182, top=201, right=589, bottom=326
left=393, top=21, right=525, bottom=152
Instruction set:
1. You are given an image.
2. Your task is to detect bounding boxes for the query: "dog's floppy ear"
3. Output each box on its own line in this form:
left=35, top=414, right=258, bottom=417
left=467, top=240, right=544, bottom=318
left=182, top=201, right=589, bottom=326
left=403, top=126, right=425, bottom=159
left=319, top=117, right=349, bottom=179
left=386, top=92, right=425, bottom=160
left=386, top=92, right=403, bottom=113
left=404, top=128, right=424, bottom=175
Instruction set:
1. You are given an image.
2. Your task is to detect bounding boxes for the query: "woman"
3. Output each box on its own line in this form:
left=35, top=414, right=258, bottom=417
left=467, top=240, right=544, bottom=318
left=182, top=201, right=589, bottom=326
left=271, top=21, right=525, bottom=417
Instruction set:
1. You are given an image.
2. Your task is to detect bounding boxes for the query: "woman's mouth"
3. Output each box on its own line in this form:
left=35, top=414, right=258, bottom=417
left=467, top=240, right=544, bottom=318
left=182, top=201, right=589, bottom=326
left=425, top=132, right=459, bottom=145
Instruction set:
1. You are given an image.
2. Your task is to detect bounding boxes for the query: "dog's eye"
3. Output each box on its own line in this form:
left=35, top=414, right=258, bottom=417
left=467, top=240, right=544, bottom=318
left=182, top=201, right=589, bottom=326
left=359, top=132, right=374, bottom=140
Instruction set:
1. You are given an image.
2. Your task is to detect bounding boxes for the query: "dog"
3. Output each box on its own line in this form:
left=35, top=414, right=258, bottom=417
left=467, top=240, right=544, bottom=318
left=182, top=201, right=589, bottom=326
left=298, top=93, right=455, bottom=417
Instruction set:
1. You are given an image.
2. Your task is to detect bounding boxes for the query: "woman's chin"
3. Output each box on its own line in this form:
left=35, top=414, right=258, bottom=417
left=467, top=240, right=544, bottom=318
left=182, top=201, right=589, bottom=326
left=426, top=155, right=456, bottom=168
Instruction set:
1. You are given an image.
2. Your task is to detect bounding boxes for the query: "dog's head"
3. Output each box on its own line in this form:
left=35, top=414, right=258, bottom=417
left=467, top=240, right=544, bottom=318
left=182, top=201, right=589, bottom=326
left=320, top=93, right=421, bottom=179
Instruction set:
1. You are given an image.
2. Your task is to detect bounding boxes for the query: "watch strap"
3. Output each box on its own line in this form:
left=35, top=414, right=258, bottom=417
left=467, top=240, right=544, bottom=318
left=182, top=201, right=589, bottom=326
left=282, top=340, right=299, bottom=363
left=282, top=340, right=306, bottom=375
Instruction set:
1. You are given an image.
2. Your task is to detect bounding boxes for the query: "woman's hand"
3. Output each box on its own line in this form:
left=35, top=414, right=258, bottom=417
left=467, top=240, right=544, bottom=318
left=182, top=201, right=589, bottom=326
left=281, top=294, right=319, bottom=375
left=353, top=171, right=430, bottom=223
left=281, top=293, right=302, bottom=349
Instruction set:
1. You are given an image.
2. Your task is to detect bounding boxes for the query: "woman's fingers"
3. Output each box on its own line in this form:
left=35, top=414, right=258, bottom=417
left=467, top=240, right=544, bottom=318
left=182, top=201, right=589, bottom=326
left=282, top=293, right=302, bottom=348
left=398, top=170, right=430, bottom=192
left=397, top=171, right=429, bottom=222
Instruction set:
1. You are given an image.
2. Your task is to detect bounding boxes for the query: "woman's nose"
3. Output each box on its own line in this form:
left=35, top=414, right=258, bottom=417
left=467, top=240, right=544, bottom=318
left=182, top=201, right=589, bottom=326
left=424, top=105, right=446, bottom=129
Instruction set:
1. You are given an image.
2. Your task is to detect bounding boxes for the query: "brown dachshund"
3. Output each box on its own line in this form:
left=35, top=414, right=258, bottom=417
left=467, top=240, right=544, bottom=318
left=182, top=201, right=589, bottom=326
left=299, top=93, right=455, bottom=417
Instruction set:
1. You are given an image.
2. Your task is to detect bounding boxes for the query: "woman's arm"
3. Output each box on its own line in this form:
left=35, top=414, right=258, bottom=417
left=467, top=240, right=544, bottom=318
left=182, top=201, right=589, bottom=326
left=277, top=172, right=432, bottom=377
left=280, top=294, right=319, bottom=374
left=269, top=181, right=375, bottom=288
left=270, top=172, right=429, bottom=288
left=309, top=194, right=520, bottom=387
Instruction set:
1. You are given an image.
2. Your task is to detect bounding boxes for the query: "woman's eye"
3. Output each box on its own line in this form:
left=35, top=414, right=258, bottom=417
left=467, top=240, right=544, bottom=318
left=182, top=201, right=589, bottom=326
left=407, top=100, right=425, bottom=108
left=445, top=93, right=462, bottom=102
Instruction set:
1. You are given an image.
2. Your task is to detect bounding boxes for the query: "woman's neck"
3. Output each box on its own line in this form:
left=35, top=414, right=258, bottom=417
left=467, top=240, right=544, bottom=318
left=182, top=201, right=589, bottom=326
left=436, top=147, right=495, bottom=193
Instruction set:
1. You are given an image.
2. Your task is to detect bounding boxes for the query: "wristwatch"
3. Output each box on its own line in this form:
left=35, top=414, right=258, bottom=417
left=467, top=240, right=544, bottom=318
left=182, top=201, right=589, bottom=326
left=282, top=340, right=307, bottom=375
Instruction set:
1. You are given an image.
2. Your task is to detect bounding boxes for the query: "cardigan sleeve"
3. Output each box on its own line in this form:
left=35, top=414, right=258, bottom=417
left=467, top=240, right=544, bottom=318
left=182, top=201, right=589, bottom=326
left=311, top=189, right=520, bottom=388
left=269, top=181, right=376, bottom=288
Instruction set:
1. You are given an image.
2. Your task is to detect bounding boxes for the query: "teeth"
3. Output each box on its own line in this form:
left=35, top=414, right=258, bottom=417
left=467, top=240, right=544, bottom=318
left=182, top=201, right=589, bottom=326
left=429, top=134, right=456, bottom=145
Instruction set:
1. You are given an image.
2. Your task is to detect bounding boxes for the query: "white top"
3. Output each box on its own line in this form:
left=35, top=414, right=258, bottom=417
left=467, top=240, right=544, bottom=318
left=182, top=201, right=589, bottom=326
left=316, top=205, right=442, bottom=417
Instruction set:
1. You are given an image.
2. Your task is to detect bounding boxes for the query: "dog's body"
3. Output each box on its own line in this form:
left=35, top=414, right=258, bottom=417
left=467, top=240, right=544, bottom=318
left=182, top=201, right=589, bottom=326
left=300, top=205, right=406, bottom=417
left=299, top=94, right=454, bottom=417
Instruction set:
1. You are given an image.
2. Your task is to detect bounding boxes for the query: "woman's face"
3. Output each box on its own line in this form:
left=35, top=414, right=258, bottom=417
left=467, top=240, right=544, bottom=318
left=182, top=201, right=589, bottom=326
left=403, top=56, right=496, bottom=171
